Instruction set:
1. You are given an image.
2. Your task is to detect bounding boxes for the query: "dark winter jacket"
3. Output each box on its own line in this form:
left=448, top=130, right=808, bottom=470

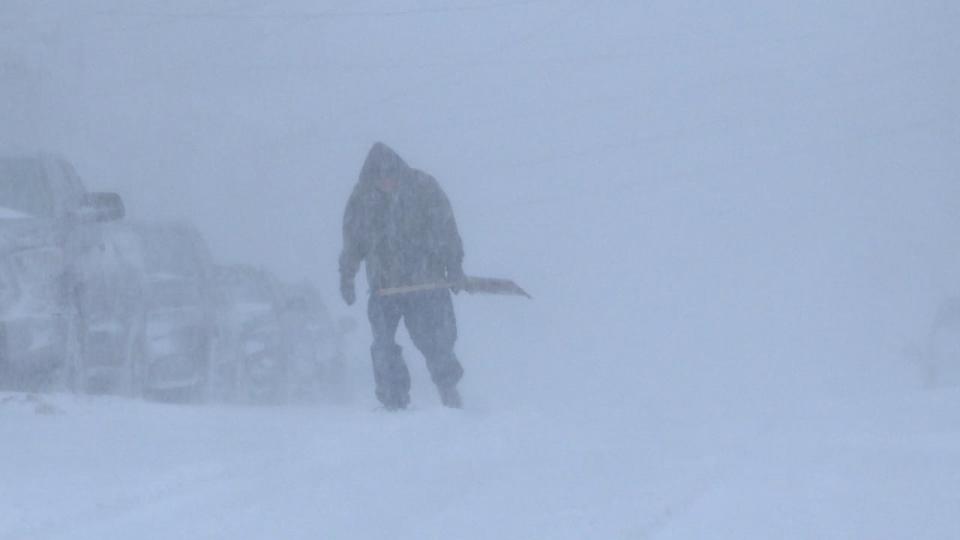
left=339, top=143, right=464, bottom=291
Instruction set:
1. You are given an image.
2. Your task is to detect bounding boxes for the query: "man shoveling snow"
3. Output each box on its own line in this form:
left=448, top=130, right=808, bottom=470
left=339, top=142, right=470, bottom=410
left=339, top=143, right=530, bottom=410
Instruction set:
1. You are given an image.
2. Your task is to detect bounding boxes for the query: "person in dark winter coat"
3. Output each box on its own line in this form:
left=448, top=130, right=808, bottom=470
left=339, top=142, right=466, bottom=409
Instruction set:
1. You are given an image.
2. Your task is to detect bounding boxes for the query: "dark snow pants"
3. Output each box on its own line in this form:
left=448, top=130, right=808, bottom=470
left=367, top=289, right=463, bottom=408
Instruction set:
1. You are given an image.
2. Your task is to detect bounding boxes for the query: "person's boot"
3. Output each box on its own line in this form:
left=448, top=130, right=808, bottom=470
left=438, top=385, right=462, bottom=409
left=372, top=343, right=410, bottom=411
left=379, top=391, right=409, bottom=411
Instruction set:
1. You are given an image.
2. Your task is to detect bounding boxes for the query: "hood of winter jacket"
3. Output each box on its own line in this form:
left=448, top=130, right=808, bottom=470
left=358, top=142, right=410, bottom=185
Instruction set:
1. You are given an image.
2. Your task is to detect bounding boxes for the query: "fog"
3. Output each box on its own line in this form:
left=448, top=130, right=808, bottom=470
left=2, top=1, right=959, bottom=538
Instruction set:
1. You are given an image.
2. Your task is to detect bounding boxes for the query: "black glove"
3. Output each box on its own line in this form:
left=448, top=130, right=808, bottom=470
left=447, top=263, right=467, bottom=294
left=340, top=275, right=356, bottom=306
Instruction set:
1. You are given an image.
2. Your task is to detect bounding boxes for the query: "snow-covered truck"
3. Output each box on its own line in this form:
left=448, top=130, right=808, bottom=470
left=0, top=154, right=125, bottom=391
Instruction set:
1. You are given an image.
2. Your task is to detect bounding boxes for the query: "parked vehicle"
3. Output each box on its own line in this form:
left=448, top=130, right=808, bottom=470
left=213, top=265, right=288, bottom=404
left=75, top=224, right=146, bottom=395
left=0, top=154, right=124, bottom=391
left=94, top=222, right=217, bottom=401
left=279, top=282, right=349, bottom=403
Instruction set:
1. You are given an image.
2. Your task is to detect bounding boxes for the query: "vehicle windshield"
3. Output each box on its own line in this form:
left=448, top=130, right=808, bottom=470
left=0, top=159, right=54, bottom=218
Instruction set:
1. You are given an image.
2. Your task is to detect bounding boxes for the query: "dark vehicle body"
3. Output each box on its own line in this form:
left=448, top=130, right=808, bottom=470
left=213, top=265, right=288, bottom=403
left=93, top=222, right=217, bottom=401
left=136, top=223, right=217, bottom=400
left=0, top=154, right=124, bottom=391
left=75, top=223, right=153, bottom=395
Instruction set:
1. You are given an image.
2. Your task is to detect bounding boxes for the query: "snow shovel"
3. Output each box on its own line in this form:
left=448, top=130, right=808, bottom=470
left=377, top=276, right=532, bottom=299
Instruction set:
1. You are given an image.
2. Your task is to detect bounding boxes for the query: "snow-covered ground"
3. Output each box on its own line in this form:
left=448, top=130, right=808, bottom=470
left=2, top=386, right=958, bottom=540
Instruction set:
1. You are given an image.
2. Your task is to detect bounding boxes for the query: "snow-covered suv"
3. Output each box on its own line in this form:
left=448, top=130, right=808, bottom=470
left=113, top=222, right=218, bottom=402
left=0, top=154, right=125, bottom=391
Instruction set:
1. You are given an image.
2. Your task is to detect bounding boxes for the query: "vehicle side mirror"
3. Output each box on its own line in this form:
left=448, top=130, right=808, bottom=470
left=78, top=192, right=125, bottom=223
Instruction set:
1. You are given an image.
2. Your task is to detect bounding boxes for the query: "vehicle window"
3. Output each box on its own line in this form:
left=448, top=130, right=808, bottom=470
left=0, top=158, right=55, bottom=218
